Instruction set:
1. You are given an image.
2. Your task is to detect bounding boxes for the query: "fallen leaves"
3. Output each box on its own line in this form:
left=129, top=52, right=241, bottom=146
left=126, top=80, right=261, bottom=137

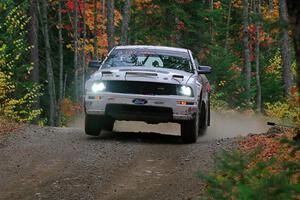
left=0, top=116, right=24, bottom=135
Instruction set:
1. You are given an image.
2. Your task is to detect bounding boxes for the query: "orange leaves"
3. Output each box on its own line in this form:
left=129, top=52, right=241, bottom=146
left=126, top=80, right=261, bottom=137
left=239, top=23, right=273, bottom=62
left=239, top=133, right=282, bottom=160
left=134, top=0, right=160, bottom=14
left=213, top=1, right=222, bottom=9
left=238, top=129, right=300, bottom=171
left=61, top=98, right=82, bottom=118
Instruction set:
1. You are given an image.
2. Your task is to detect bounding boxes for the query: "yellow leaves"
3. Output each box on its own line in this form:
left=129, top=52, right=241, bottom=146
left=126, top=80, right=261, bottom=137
left=265, top=50, right=281, bottom=75
left=218, top=80, right=226, bottom=87
left=261, top=0, right=279, bottom=21
left=66, top=43, right=73, bottom=49
left=265, top=93, right=300, bottom=124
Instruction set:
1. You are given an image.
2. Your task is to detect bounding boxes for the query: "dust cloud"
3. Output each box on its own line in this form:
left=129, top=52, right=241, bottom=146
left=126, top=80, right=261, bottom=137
left=71, top=111, right=269, bottom=140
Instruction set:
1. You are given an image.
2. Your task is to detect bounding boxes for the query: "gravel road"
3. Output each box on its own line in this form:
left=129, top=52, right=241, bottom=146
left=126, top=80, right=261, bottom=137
left=0, top=112, right=267, bottom=200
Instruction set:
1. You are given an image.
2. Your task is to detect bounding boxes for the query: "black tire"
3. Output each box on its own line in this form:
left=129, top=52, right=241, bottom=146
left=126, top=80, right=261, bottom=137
left=85, top=114, right=103, bottom=136
left=181, top=112, right=199, bottom=144
left=198, top=103, right=208, bottom=136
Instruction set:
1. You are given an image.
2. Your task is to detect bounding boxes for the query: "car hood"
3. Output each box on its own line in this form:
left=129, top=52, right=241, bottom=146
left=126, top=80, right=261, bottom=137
left=89, top=67, right=194, bottom=85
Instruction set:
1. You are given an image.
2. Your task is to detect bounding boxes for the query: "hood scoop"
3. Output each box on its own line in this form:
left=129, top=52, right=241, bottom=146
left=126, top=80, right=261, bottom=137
left=101, top=71, right=113, bottom=78
left=102, top=71, right=113, bottom=75
left=172, top=74, right=184, bottom=83
left=125, top=72, right=158, bottom=77
left=172, top=74, right=184, bottom=79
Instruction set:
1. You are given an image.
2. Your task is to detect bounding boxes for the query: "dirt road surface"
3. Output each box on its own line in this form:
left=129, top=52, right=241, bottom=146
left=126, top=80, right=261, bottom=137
left=0, top=112, right=267, bottom=200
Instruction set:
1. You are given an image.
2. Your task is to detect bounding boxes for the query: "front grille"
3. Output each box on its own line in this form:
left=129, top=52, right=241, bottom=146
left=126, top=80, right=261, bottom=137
left=104, top=80, right=177, bottom=95
left=105, top=104, right=173, bottom=122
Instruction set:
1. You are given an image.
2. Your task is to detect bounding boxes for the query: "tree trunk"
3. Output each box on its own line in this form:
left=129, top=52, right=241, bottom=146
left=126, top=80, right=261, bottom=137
left=41, top=0, right=57, bottom=126
left=224, top=0, right=232, bottom=51
left=279, top=0, right=292, bottom=97
left=74, top=0, right=79, bottom=102
left=103, top=0, right=105, bottom=17
left=242, top=0, right=251, bottom=105
left=106, top=0, right=115, bottom=51
left=28, top=0, right=40, bottom=120
left=82, top=0, right=86, bottom=105
left=210, top=0, right=214, bottom=44
left=255, top=0, right=262, bottom=112
left=57, top=0, right=64, bottom=126
left=63, top=73, right=68, bottom=100
left=120, top=0, right=131, bottom=45
left=285, top=0, right=300, bottom=94
left=94, top=0, right=98, bottom=59
left=269, top=0, right=273, bottom=13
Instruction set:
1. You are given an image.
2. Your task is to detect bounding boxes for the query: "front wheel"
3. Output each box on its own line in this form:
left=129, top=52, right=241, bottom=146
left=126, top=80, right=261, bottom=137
left=198, top=104, right=208, bottom=136
left=181, top=114, right=199, bottom=144
left=85, top=114, right=103, bottom=136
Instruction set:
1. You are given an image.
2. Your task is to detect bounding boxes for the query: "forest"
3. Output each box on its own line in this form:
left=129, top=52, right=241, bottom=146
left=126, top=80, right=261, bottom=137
left=0, top=0, right=299, bottom=126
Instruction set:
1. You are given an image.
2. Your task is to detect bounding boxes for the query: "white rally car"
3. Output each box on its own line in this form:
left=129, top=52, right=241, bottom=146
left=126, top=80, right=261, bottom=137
left=85, top=45, right=211, bottom=143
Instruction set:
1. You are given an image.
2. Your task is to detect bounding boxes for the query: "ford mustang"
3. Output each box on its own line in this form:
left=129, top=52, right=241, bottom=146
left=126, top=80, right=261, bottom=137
left=84, top=45, right=211, bottom=143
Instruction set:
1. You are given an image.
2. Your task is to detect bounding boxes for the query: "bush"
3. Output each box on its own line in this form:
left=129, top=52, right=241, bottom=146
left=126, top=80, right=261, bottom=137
left=199, top=148, right=300, bottom=200
left=265, top=87, right=300, bottom=124
left=61, top=98, right=82, bottom=126
left=199, top=131, right=300, bottom=200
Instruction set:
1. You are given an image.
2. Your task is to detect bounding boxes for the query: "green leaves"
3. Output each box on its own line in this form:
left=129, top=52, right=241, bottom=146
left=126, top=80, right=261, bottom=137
left=0, top=4, right=42, bottom=122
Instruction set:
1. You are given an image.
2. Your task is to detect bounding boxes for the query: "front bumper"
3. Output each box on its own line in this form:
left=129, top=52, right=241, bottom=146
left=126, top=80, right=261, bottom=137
left=84, top=92, right=198, bottom=121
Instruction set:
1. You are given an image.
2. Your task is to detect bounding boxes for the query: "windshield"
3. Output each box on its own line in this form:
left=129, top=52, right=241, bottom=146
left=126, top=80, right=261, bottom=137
left=101, top=48, right=193, bottom=73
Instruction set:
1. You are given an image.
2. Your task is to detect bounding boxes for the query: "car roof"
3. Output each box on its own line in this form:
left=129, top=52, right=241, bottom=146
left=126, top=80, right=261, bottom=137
left=115, top=45, right=189, bottom=53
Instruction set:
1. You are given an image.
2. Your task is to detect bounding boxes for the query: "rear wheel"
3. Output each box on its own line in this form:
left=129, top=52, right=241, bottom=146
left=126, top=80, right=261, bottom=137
left=85, top=114, right=103, bottom=136
left=181, top=112, right=199, bottom=143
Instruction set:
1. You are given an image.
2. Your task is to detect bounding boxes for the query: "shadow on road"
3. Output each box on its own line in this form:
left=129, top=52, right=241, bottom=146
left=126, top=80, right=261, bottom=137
left=88, top=131, right=184, bottom=145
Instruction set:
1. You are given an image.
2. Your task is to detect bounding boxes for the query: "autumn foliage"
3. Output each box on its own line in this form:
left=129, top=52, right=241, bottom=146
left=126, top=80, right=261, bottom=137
left=60, top=98, right=82, bottom=125
left=200, top=128, right=300, bottom=199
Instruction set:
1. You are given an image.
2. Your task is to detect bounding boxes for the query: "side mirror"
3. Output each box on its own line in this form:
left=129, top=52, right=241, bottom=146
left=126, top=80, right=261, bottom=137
left=88, top=60, right=102, bottom=69
left=197, top=65, right=212, bottom=74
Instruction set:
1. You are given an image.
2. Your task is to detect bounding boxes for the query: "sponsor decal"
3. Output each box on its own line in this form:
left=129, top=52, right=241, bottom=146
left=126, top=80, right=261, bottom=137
left=132, top=98, right=148, bottom=105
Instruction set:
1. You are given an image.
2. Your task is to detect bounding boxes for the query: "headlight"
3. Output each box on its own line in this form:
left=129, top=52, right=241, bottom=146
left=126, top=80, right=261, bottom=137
left=91, top=82, right=106, bottom=93
left=178, top=85, right=192, bottom=96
